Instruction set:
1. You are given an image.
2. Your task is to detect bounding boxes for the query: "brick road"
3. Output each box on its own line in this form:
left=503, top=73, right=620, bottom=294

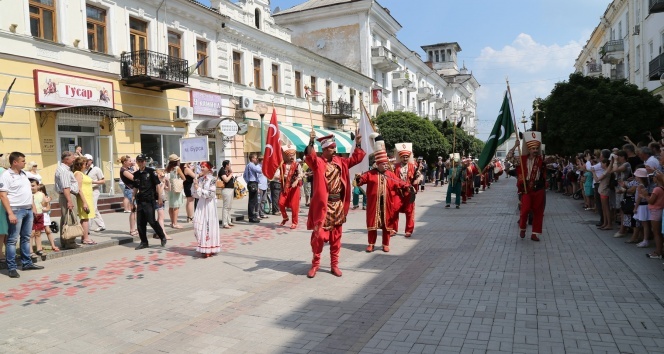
left=1, top=179, right=664, bottom=354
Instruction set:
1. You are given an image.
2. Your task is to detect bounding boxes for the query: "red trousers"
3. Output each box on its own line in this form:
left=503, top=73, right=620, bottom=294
left=393, top=202, right=415, bottom=234
left=279, top=187, right=301, bottom=225
left=311, top=225, right=342, bottom=267
left=368, top=227, right=390, bottom=246
left=519, top=189, right=545, bottom=234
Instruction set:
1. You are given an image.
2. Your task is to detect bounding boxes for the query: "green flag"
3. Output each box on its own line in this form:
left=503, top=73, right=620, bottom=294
left=478, top=90, right=515, bottom=170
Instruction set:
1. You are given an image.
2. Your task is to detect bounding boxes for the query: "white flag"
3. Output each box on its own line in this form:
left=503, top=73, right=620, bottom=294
left=349, top=105, right=375, bottom=191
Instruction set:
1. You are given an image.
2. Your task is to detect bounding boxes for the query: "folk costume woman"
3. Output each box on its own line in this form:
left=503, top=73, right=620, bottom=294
left=192, top=161, right=220, bottom=257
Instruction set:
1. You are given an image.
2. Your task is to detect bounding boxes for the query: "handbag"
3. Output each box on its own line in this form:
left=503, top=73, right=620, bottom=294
left=171, top=171, right=184, bottom=193
left=215, top=178, right=225, bottom=189
left=234, top=176, right=248, bottom=199
left=62, top=209, right=83, bottom=240
left=621, top=195, right=635, bottom=214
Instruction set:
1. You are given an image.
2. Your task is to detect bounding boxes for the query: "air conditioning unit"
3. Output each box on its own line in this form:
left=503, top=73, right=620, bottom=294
left=340, top=119, right=348, bottom=125
left=633, top=25, right=640, bottom=35
left=176, top=106, right=194, bottom=121
left=239, top=96, right=254, bottom=110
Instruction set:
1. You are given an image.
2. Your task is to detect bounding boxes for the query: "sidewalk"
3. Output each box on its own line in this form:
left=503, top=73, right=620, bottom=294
left=1, top=179, right=664, bottom=353
left=25, top=202, right=250, bottom=263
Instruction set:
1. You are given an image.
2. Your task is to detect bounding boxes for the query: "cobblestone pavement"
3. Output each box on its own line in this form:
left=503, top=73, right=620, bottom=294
left=1, top=179, right=664, bottom=354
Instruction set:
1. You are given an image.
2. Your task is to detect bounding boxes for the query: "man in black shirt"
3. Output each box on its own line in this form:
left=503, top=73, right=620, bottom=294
left=623, top=144, right=643, bottom=173
left=132, top=154, right=167, bottom=250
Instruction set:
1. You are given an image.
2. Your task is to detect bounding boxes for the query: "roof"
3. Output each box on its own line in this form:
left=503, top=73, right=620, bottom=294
left=274, top=0, right=359, bottom=16
left=421, top=42, right=462, bottom=52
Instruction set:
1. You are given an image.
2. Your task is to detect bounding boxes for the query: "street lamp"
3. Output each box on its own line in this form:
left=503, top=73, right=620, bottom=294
left=256, top=102, right=269, bottom=153
left=520, top=110, right=529, bottom=131
left=533, top=101, right=543, bottom=131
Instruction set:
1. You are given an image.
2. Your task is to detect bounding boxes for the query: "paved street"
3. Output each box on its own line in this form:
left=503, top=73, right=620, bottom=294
left=2, top=179, right=664, bottom=354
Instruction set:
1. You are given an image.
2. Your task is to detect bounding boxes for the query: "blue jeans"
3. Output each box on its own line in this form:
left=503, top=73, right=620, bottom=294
left=6, top=208, right=34, bottom=271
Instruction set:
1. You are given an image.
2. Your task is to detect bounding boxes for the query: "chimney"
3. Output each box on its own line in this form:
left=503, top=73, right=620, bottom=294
left=210, top=0, right=222, bottom=10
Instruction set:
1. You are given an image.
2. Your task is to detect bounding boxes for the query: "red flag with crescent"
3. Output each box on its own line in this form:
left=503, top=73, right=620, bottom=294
left=262, top=109, right=283, bottom=179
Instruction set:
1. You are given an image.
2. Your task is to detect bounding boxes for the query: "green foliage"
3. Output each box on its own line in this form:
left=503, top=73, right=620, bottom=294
left=373, top=111, right=451, bottom=162
left=541, top=73, right=664, bottom=154
left=431, top=120, right=485, bottom=158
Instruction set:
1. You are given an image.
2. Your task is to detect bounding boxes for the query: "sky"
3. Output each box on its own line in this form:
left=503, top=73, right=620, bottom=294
left=208, top=0, right=612, bottom=140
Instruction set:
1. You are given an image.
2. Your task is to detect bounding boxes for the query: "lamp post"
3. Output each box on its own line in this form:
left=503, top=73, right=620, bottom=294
left=521, top=110, right=529, bottom=131
left=256, top=102, right=269, bottom=154
left=533, top=101, right=543, bottom=131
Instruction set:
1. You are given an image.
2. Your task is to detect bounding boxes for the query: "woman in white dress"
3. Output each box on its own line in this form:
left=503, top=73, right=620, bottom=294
left=193, top=161, right=220, bottom=258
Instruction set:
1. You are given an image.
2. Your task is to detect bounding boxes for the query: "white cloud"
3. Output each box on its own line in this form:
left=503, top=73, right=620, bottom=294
left=471, top=34, right=584, bottom=139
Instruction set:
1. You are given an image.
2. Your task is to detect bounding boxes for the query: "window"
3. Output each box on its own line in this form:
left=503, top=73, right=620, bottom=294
left=253, top=58, right=262, bottom=89
left=86, top=5, right=106, bottom=53
left=618, top=21, right=623, bottom=39
left=271, top=64, right=279, bottom=93
left=168, top=31, right=181, bottom=58
left=441, top=51, right=445, bottom=61
left=233, top=51, right=242, bottom=84
left=349, top=88, right=356, bottom=110
left=295, top=71, right=302, bottom=98
left=129, top=18, right=148, bottom=52
left=196, top=40, right=208, bottom=76
left=636, top=45, right=641, bottom=71
left=255, top=9, right=262, bottom=29
left=428, top=51, right=433, bottom=62
left=435, top=51, right=440, bottom=62
left=30, top=0, right=56, bottom=41
left=140, top=133, right=181, bottom=169
left=310, top=76, right=317, bottom=101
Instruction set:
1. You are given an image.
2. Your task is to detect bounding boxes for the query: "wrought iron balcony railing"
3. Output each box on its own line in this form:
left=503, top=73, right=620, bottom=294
left=120, top=50, right=188, bottom=91
left=649, top=0, right=664, bottom=14
left=602, top=39, right=624, bottom=55
left=586, top=63, right=602, bottom=73
left=649, top=52, right=664, bottom=80
left=323, top=100, right=353, bottom=119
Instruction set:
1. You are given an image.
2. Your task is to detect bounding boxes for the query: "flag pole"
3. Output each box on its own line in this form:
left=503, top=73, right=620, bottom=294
left=360, top=100, right=377, bottom=132
left=506, top=78, right=528, bottom=194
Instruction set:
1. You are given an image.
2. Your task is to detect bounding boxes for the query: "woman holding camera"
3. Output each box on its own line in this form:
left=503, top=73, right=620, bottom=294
left=218, top=160, right=235, bottom=229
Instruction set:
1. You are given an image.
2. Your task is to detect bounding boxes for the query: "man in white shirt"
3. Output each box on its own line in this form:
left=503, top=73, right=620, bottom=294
left=85, top=154, right=106, bottom=232
left=0, top=152, right=44, bottom=278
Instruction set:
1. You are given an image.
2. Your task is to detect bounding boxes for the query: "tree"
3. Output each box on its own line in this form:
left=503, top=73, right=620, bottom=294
left=540, top=73, right=664, bottom=154
left=373, top=111, right=450, bottom=162
left=431, top=120, right=485, bottom=158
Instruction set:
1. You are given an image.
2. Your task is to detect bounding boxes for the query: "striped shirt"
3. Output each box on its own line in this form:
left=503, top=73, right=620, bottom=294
left=55, top=162, right=79, bottom=194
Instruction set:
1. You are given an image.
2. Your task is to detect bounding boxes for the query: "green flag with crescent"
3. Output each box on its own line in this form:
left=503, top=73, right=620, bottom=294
left=478, top=90, right=515, bottom=170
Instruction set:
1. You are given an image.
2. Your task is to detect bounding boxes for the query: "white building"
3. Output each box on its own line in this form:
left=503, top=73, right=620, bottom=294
left=273, top=0, right=480, bottom=135
left=574, top=0, right=664, bottom=99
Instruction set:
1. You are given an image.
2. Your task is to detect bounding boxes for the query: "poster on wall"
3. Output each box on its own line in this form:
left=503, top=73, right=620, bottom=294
left=180, top=136, right=209, bottom=163
left=371, top=89, right=382, bottom=104
left=34, top=70, right=114, bottom=108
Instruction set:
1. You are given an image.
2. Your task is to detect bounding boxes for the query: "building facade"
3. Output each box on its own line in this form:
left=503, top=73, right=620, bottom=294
left=574, top=0, right=664, bottom=98
left=0, top=0, right=373, bottom=192
left=273, top=0, right=480, bottom=136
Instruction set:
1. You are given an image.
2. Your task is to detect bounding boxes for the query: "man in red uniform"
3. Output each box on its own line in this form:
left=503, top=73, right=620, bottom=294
left=392, top=142, right=422, bottom=237
left=356, top=142, right=409, bottom=253
left=509, top=132, right=546, bottom=241
left=305, top=131, right=365, bottom=278
left=461, top=158, right=472, bottom=203
left=278, top=143, right=303, bottom=229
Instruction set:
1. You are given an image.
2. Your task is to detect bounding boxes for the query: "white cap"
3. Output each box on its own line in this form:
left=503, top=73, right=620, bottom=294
left=84, top=154, right=93, bottom=160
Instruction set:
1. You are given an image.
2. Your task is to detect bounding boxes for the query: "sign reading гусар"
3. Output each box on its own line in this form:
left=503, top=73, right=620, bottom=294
left=34, top=70, right=114, bottom=108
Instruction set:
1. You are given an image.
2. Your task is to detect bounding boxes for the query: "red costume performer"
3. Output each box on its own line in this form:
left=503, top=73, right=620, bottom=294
left=392, top=142, right=421, bottom=237
left=509, top=131, right=546, bottom=242
left=305, top=132, right=365, bottom=278
left=278, top=143, right=303, bottom=229
left=461, top=159, right=472, bottom=203
left=356, top=140, right=409, bottom=252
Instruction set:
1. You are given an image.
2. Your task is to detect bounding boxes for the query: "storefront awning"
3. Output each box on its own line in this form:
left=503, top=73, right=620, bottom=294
left=36, top=105, right=132, bottom=129
left=195, top=118, right=223, bottom=136
left=244, top=124, right=354, bottom=154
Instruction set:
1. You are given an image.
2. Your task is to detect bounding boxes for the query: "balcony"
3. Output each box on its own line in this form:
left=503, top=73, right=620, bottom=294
left=600, top=39, right=624, bottom=65
left=393, top=104, right=405, bottom=111
left=417, top=87, right=433, bottom=101
left=405, top=82, right=417, bottom=92
left=322, top=99, right=353, bottom=119
left=392, top=71, right=411, bottom=87
left=649, top=0, right=664, bottom=14
left=121, top=50, right=188, bottom=91
left=649, top=53, right=664, bottom=81
left=434, top=98, right=447, bottom=110
left=586, top=62, right=602, bottom=77
left=371, top=46, right=400, bottom=72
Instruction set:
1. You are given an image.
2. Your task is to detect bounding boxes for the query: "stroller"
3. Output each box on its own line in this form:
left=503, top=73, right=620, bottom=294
left=572, top=188, right=583, bottom=200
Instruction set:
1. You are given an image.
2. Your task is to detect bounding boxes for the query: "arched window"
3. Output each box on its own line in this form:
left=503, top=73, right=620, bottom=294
left=255, top=8, right=261, bottom=29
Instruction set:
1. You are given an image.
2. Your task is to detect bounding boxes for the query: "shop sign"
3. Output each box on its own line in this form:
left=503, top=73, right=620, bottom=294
left=219, top=119, right=239, bottom=137
left=191, top=90, right=222, bottom=116
left=34, top=70, right=114, bottom=108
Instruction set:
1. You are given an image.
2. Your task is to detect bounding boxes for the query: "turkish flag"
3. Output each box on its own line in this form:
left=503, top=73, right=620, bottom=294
left=262, top=109, right=283, bottom=179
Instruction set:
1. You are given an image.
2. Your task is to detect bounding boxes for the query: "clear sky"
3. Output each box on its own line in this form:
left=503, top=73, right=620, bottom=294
left=208, top=0, right=612, bottom=140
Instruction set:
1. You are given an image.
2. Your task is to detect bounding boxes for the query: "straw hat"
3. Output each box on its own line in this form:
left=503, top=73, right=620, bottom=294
left=168, top=154, right=180, bottom=162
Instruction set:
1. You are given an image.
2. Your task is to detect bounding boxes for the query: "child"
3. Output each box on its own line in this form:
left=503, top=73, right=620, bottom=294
left=351, top=179, right=366, bottom=210
left=153, top=169, right=172, bottom=240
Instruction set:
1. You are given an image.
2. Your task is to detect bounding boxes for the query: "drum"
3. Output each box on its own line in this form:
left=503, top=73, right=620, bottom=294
left=494, top=166, right=503, bottom=175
